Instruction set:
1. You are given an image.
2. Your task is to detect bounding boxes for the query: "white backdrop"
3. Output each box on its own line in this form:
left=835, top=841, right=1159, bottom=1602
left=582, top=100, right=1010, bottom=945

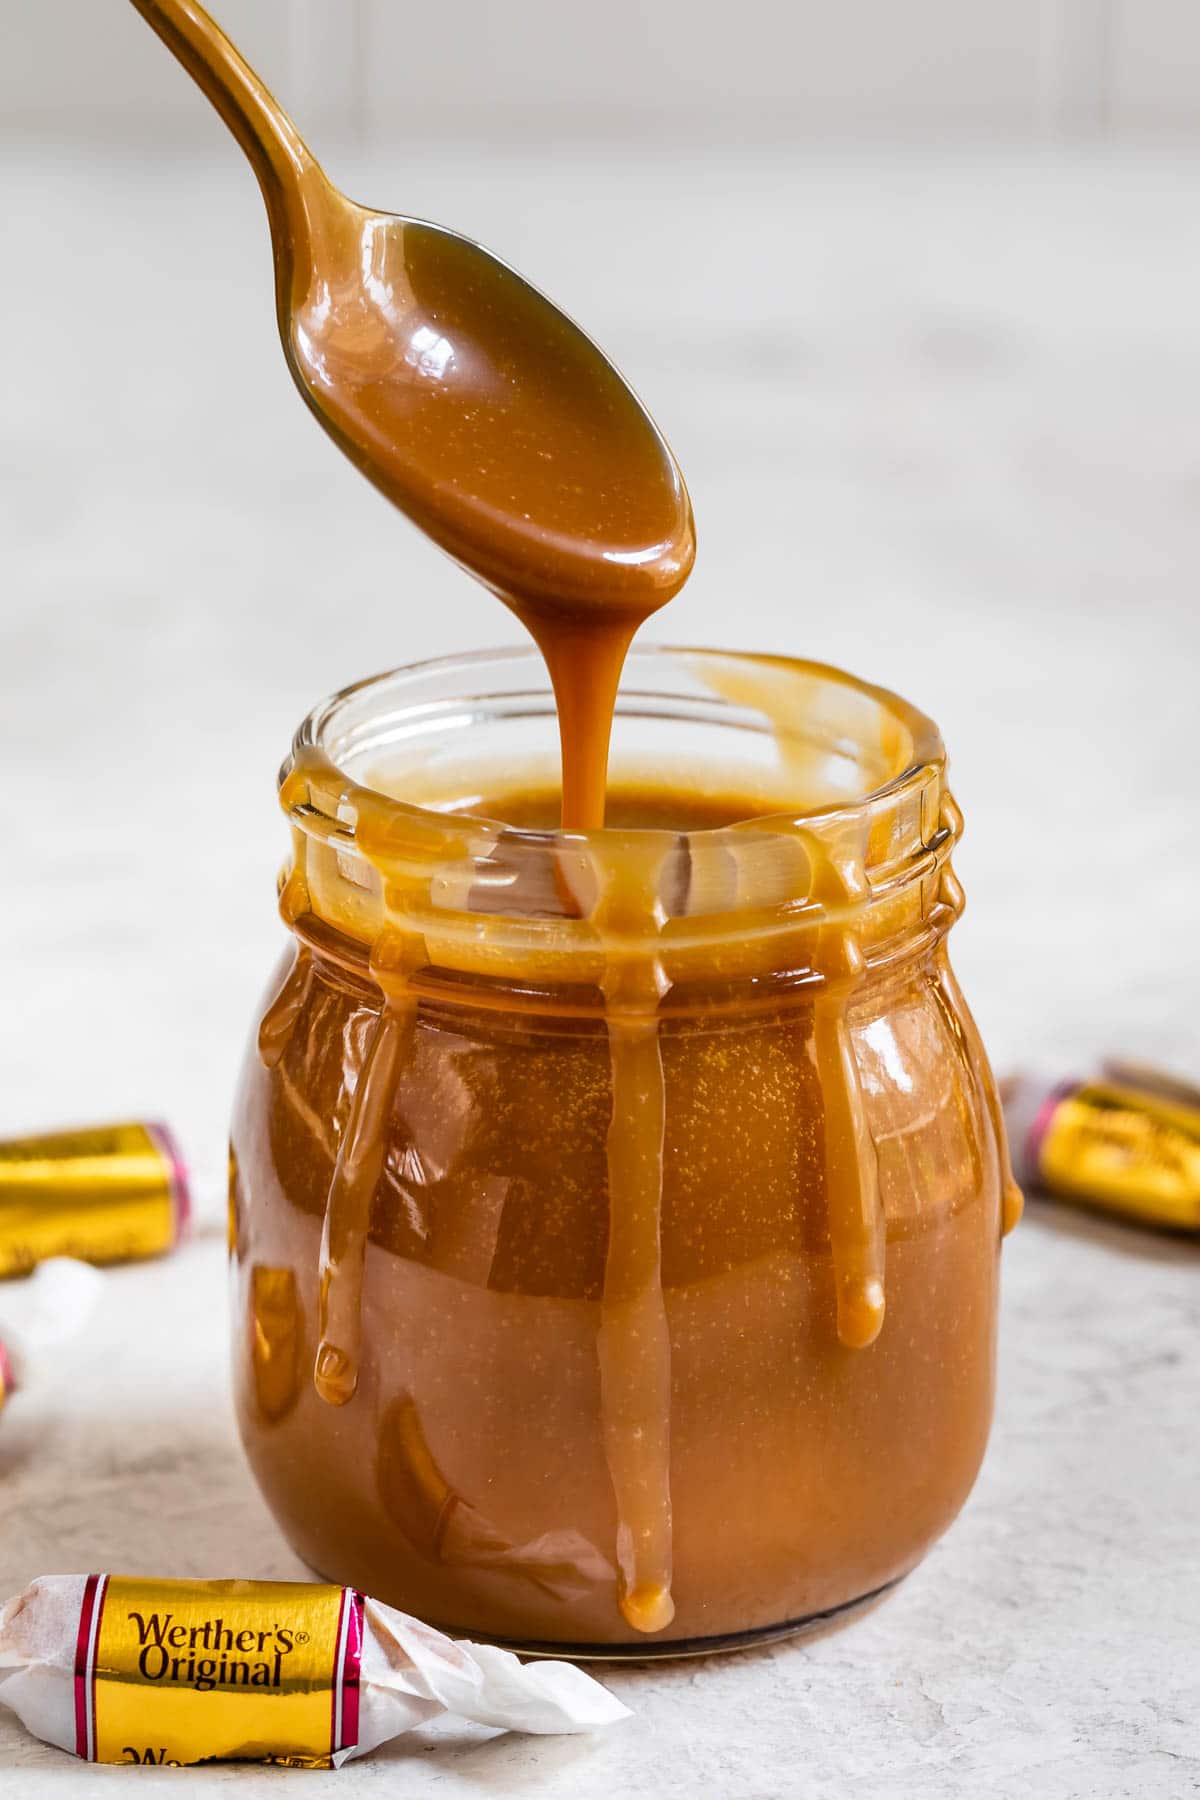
left=3, top=0, right=1200, bottom=142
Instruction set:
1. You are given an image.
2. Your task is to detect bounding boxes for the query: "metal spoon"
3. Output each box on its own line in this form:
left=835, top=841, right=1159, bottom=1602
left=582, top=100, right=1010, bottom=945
left=128, top=0, right=695, bottom=623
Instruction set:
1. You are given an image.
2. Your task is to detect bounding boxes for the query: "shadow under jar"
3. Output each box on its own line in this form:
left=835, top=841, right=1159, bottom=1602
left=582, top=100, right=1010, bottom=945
left=230, top=646, right=1020, bottom=1657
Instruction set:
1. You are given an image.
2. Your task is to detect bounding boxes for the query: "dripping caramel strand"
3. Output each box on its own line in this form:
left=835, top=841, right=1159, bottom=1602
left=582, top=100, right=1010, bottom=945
left=594, top=836, right=677, bottom=1635
left=314, top=995, right=413, bottom=1406
left=282, top=749, right=473, bottom=1409
left=801, top=825, right=886, bottom=1350
left=257, top=948, right=312, bottom=1068
left=722, top=810, right=886, bottom=1351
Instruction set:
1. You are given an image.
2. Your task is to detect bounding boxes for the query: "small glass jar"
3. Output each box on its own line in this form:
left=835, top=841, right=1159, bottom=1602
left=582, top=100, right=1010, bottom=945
left=230, top=646, right=1019, bottom=1656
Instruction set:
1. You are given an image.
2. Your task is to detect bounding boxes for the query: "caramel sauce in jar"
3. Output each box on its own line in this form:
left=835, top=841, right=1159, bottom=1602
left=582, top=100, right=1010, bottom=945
left=230, top=647, right=1017, bottom=1654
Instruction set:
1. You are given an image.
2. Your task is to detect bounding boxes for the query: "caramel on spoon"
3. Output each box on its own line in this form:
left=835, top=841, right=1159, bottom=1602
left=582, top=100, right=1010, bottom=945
left=129, top=0, right=695, bottom=826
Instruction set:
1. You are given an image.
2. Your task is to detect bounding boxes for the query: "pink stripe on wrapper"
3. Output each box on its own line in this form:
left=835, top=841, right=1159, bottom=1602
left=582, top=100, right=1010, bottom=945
left=342, top=1591, right=364, bottom=1753
left=0, top=1339, right=15, bottom=1401
left=330, top=1588, right=364, bottom=1757
left=72, top=1575, right=98, bottom=1757
left=145, top=1122, right=192, bottom=1243
left=73, top=1574, right=108, bottom=1761
left=330, top=1587, right=347, bottom=1756
left=1026, top=1079, right=1078, bottom=1180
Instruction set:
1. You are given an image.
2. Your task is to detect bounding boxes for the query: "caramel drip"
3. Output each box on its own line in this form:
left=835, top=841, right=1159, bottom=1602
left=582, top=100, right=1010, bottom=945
left=315, top=996, right=413, bottom=1406
left=256, top=947, right=312, bottom=1068
left=518, top=615, right=637, bottom=831
left=277, top=803, right=313, bottom=934
left=692, top=653, right=917, bottom=814
left=935, top=796, right=1023, bottom=1238
left=802, top=828, right=886, bottom=1350
left=595, top=839, right=675, bottom=1634
left=292, top=747, right=471, bottom=1408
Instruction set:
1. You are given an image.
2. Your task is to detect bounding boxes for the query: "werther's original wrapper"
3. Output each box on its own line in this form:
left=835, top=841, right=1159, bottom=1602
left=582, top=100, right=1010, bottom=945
left=1004, top=1071, right=1200, bottom=1231
left=0, top=1576, right=629, bottom=1767
left=0, top=1123, right=189, bottom=1277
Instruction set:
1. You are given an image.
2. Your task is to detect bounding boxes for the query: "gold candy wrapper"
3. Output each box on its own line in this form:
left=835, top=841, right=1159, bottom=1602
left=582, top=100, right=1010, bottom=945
left=0, top=1575, right=628, bottom=1767
left=1005, top=1070, right=1200, bottom=1231
left=0, top=1123, right=189, bottom=1278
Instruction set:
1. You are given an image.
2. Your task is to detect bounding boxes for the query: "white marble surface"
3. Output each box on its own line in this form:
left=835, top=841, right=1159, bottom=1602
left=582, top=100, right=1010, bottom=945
left=1, top=141, right=1198, bottom=1797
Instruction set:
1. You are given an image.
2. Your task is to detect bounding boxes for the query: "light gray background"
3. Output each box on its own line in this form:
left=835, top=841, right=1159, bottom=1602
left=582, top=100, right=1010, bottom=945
left=6, top=0, right=1200, bottom=138
left=1, top=4, right=1198, bottom=1796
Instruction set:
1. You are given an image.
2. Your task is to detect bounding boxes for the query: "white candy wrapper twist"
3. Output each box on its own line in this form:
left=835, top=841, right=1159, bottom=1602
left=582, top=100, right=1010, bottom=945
left=0, top=1258, right=103, bottom=1411
left=0, top=1575, right=629, bottom=1767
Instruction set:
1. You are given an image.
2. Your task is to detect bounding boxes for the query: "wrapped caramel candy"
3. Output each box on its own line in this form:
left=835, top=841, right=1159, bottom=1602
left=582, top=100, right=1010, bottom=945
left=0, top=1576, right=628, bottom=1767
left=0, top=1123, right=189, bottom=1277
left=1004, top=1068, right=1200, bottom=1232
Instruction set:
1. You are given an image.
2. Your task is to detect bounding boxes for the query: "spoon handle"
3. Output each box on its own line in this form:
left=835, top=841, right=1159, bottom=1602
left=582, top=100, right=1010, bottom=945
left=128, top=0, right=314, bottom=229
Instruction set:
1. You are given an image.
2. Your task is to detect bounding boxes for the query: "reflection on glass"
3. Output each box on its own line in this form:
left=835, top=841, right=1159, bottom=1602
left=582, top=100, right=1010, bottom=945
left=227, top=1146, right=240, bottom=1257
left=249, top=1265, right=302, bottom=1424
left=377, top=1393, right=611, bottom=1601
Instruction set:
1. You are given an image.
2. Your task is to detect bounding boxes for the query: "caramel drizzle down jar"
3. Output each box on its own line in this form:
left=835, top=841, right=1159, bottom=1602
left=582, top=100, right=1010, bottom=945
left=241, top=647, right=1019, bottom=1642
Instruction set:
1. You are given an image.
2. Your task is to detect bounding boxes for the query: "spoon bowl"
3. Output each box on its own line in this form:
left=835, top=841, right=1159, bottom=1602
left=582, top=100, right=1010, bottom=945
left=283, top=199, right=694, bottom=615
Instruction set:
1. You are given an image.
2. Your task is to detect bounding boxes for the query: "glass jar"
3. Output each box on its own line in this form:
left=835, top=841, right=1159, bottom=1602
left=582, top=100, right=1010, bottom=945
left=230, top=645, right=1020, bottom=1657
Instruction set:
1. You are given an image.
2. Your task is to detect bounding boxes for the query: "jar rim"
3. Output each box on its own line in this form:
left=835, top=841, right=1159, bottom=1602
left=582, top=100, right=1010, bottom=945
left=288, top=643, right=944, bottom=843
left=277, top=645, right=958, bottom=998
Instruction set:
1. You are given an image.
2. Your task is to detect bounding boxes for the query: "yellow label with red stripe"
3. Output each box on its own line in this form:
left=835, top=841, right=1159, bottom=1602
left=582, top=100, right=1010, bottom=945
left=75, top=1577, right=362, bottom=1767
left=1038, top=1082, right=1200, bottom=1230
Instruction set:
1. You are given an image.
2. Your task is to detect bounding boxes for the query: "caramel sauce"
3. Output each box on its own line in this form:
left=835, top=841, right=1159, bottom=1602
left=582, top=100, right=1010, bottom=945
left=244, top=760, right=1014, bottom=1642
left=130, top=1, right=1018, bottom=1645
